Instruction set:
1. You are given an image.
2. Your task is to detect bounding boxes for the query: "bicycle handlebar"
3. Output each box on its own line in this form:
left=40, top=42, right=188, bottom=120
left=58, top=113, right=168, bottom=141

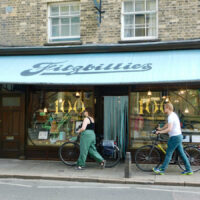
left=150, top=129, right=168, bottom=142
left=152, top=129, right=157, bottom=134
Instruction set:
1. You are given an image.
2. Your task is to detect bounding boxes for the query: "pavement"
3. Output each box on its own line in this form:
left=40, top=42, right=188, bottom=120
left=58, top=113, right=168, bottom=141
left=0, top=158, right=200, bottom=187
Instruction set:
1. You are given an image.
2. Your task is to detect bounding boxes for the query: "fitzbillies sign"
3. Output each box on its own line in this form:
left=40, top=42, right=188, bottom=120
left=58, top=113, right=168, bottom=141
left=21, top=61, right=152, bottom=76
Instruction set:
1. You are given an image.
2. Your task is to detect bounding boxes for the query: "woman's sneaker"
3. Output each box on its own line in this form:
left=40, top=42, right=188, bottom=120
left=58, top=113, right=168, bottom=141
left=75, top=166, right=85, bottom=170
left=152, top=167, right=165, bottom=175
left=100, top=160, right=106, bottom=169
left=181, top=170, right=193, bottom=175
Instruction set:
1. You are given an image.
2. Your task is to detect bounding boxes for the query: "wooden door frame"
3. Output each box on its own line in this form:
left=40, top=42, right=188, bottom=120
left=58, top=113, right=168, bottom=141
left=0, top=92, right=25, bottom=158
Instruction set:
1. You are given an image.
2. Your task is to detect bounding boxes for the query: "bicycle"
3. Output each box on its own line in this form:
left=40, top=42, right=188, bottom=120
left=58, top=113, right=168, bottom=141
left=59, top=135, right=121, bottom=168
left=134, top=129, right=200, bottom=172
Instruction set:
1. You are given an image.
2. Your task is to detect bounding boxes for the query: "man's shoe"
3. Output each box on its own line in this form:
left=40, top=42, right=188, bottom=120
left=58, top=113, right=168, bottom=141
left=152, top=167, right=165, bottom=175
left=181, top=170, right=193, bottom=175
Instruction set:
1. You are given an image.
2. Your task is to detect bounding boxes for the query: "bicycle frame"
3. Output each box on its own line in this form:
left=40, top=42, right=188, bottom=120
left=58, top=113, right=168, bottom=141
left=151, top=134, right=167, bottom=154
left=157, top=144, right=166, bottom=154
left=151, top=134, right=179, bottom=163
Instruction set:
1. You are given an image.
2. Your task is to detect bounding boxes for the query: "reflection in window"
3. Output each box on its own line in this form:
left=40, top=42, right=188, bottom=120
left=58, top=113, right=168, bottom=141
left=130, top=89, right=200, bottom=149
left=28, top=91, right=94, bottom=146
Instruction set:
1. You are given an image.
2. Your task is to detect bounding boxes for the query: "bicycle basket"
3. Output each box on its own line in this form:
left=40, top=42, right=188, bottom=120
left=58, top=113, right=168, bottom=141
left=103, top=140, right=115, bottom=147
left=102, top=140, right=115, bottom=156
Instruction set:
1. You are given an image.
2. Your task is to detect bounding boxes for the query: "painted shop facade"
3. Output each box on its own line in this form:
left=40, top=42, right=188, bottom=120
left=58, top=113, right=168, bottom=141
left=0, top=0, right=200, bottom=159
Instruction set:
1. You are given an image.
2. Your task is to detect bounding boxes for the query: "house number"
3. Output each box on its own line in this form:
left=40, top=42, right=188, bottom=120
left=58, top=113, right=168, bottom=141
left=139, top=99, right=167, bottom=114
left=55, top=100, right=85, bottom=114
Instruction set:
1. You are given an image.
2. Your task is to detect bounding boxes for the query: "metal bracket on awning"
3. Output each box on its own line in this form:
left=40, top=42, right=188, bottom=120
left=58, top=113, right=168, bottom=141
left=93, top=0, right=105, bottom=25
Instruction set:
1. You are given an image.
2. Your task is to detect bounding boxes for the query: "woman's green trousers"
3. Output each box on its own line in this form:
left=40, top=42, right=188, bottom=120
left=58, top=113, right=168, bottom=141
left=77, top=130, right=104, bottom=167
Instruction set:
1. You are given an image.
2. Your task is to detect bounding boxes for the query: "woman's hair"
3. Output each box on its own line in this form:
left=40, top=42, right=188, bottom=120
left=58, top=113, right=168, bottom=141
left=165, top=102, right=174, bottom=111
left=84, top=107, right=94, bottom=117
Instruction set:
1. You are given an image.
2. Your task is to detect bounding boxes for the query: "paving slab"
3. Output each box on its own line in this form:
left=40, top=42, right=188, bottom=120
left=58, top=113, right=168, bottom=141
left=0, top=159, right=200, bottom=187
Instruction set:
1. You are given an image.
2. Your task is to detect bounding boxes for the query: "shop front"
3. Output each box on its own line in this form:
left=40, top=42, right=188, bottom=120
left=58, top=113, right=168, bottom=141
left=129, top=86, right=200, bottom=152
left=0, top=48, right=200, bottom=159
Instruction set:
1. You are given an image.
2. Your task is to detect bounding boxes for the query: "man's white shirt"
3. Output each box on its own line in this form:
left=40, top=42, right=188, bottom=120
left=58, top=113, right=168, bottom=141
left=168, top=112, right=182, bottom=137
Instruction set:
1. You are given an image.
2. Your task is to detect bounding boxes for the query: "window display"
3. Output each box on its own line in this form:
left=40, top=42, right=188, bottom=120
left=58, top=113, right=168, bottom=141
left=130, top=89, right=200, bottom=149
left=28, top=91, right=94, bottom=146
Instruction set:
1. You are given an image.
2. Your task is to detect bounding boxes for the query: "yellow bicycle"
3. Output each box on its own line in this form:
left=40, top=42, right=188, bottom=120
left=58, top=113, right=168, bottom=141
left=134, top=130, right=200, bottom=172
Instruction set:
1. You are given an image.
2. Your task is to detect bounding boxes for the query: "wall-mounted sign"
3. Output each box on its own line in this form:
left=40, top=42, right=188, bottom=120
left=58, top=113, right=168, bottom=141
left=5, top=6, right=13, bottom=14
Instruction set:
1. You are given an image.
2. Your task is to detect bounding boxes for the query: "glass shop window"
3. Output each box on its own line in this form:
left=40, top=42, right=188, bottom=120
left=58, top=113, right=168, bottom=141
left=27, top=91, right=94, bottom=146
left=130, top=89, right=200, bottom=149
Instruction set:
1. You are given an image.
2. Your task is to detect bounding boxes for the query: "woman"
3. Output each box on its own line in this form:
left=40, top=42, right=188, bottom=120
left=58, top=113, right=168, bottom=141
left=76, top=108, right=106, bottom=170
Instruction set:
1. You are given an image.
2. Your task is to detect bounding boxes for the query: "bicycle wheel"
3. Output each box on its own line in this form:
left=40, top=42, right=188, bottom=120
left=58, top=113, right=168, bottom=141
left=59, top=142, right=80, bottom=166
left=178, top=146, right=200, bottom=172
left=101, top=145, right=121, bottom=168
left=135, top=145, right=162, bottom=172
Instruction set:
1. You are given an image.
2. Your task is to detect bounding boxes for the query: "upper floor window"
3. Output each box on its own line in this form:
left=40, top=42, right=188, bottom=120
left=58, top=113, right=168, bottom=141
left=122, top=0, right=158, bottom=40
left=48, top=3, right=80, bottom=42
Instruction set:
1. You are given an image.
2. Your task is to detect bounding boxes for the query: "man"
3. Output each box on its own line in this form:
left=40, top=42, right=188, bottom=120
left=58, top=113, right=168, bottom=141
left=152, top=102, right=193, bottom=175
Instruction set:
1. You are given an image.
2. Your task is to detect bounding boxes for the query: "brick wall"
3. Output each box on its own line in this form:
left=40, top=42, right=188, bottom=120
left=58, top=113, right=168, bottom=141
left=0, top=0, right=199, bottom=46
left=158, top=0, right=200, bottom=40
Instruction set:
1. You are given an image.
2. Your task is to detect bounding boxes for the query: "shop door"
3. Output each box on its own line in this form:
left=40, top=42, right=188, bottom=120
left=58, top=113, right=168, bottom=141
left=0, top=94, right=25, bottom=158
left=104, top=96, right=129, bottom=158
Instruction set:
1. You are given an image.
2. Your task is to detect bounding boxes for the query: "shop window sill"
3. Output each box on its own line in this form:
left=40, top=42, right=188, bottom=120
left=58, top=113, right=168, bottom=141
left=44, top=41, right=82, bottom=46
left=118, top=39, right=161, bottom=44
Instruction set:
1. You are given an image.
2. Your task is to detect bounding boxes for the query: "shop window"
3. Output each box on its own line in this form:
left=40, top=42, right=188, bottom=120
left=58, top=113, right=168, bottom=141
left=27, top=91, right=94, bottom=146
left=130, top=89, right=200, bottom=149
left=121, top=0, right=158, bottom=40
left=48, top=3, right=80, bottom=42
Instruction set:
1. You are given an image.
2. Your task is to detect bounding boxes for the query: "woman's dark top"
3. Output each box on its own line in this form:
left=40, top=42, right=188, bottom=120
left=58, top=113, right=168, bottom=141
left=86, top=117, right=95, bottom=130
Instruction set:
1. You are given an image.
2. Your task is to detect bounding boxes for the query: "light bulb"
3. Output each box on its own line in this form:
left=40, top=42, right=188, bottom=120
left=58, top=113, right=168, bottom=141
left=44, top=108, right=47, bottom=113
left=179, top=90, right=185, bottom=95
left=147, top=90, right=152, bottom=96
left=184, top=108, right=189, bottom=113
left=76, top=92, right=80, bottom=97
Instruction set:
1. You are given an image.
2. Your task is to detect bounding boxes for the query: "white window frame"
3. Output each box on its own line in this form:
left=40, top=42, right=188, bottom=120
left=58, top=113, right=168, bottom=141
left=121, top=0, right=158, bottom=41
left=48, top=2, right=80, bottom=43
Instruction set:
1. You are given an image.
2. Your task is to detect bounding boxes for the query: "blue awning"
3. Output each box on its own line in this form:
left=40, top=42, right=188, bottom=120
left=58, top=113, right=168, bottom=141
left=0, top=49, right=199, bottom=85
